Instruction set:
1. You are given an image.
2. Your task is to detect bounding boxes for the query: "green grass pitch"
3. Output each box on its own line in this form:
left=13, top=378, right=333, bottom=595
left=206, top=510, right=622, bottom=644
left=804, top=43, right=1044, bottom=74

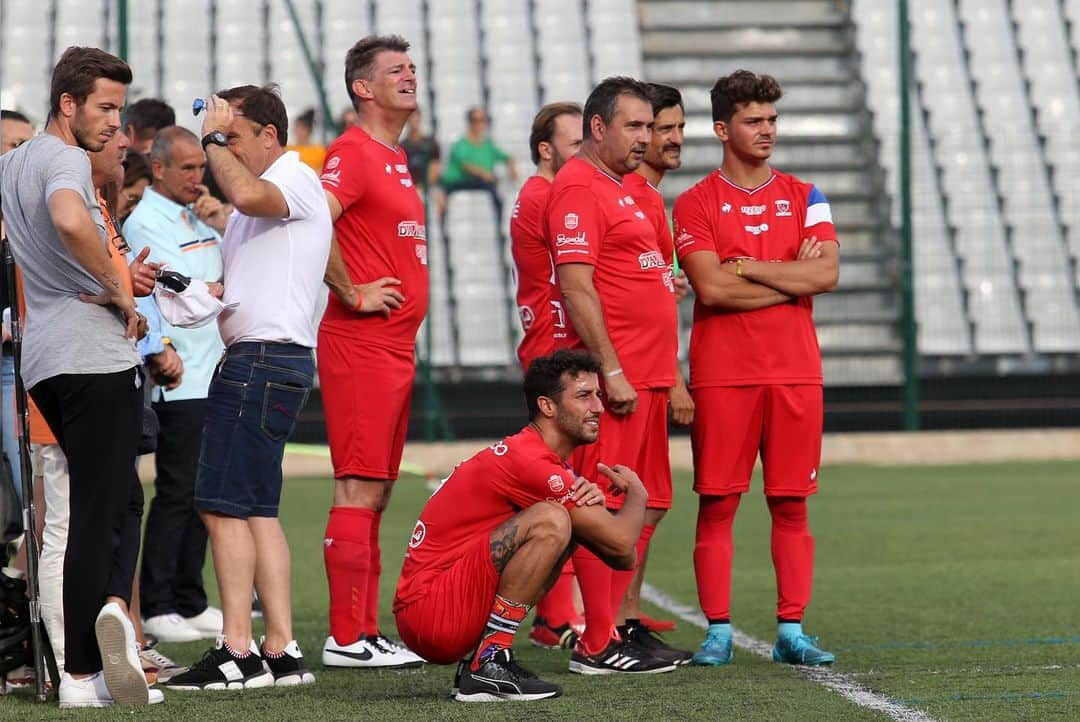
left=3, top=460, right=1078, bottom=720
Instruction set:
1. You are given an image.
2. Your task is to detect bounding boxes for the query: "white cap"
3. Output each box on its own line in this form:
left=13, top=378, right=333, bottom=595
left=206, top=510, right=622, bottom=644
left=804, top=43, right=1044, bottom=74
left=155, top=277, right=230, bottom=329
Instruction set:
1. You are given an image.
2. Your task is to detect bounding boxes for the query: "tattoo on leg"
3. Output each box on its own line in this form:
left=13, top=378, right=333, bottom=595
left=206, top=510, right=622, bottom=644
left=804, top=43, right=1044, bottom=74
left=489, top=519, right=519, bottom=573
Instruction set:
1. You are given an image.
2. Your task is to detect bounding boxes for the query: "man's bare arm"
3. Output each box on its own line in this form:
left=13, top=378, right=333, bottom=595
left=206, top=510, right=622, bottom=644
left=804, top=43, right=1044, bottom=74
left=568, top=464, right=648, bottom=570
left=681, top=250, right=793, bottom=311
left=204, top=144, right=289, bottom=218
left=740, top=241, right=839, bottom=297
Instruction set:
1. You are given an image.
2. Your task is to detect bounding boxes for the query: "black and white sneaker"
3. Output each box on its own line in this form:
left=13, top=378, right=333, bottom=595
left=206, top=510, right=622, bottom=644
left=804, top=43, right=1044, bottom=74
left=162, top=638, right=274, bottom=690
left=455, top=649, right=562, bottom=702
left=260, top=638, right=315, bottom=686
left=322, top=634, right=424, bottom=668
left=450, top=658, right=468, bottom=697
left=568, top=638, right=677, bottom=675
left=618, top=620, right=694, bottom=666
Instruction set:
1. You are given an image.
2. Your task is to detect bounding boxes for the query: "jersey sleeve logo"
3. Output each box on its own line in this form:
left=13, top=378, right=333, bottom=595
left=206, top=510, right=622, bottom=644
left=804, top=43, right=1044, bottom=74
left=547, top=474, right=566, bottom=493
left=564, top=212, right=579, bottom=229
left=490, top=441, right=509, bottom=456
left=320, top=157, right=343, bottom=187
left=408, top=520, right=426, bottom=549
left=325, top=156, right=340, bottom=171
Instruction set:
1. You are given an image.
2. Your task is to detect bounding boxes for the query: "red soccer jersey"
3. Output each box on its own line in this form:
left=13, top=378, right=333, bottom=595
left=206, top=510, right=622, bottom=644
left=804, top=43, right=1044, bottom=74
left=393, top=426, right=578, bottom=609
left=672, top=169, right=837, bottom=387
left=319, top=126, right=429, bottom=351
left=510, top=175, right=559, bottom=371
left=625, top=171, right=676, bottom=290
left=545, top=157, right=677, bottom=390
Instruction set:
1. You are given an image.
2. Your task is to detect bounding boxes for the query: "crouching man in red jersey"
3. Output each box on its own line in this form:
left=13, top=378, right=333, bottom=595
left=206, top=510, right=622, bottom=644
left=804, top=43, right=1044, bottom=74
left=393, top=350, right=649, bottom=702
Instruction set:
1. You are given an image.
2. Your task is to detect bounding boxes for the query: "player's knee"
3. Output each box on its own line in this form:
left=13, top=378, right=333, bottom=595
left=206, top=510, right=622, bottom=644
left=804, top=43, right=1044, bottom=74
left=528, top=502, right=572, bottom=544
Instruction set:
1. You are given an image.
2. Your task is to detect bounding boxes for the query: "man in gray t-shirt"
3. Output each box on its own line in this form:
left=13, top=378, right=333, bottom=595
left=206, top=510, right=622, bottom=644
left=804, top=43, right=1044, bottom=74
left=0, top=133, right=140, bottom=388
left=0, top=46, right=161, bottom=709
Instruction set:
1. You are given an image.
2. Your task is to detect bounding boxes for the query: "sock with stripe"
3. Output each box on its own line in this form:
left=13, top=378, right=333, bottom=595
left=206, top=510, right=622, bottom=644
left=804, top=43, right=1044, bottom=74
left=324, top=506, right=374, bottom=646
left=363, top=511, right=382, bottom=637
left=471, top=595, right=530, bottom=670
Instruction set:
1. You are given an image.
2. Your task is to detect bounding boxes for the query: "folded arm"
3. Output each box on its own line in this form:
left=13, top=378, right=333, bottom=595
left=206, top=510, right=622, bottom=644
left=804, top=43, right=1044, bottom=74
left=680, top=250, right=792, bottom=311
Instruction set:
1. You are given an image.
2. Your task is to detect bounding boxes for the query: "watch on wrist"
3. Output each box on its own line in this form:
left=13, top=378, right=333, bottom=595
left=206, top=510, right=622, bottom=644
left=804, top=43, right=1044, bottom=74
left=201, top=131, right=227, bottom=149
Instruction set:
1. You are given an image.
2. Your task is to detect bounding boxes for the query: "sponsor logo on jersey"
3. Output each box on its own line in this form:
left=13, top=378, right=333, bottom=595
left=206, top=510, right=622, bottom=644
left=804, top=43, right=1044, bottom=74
left=617, top=198, right=626, bottom=208
left=623, top=195, right=635, bottom=205
left=398, top=221, right=427, bottom=240
left=556, top=232, right=587, bottom=247
left=546, top=490, right=576, bottom=505
left=547, top=474, right=566, bottom=493
left=325, top=156, right=340, bottom=171
left=408, top=520, right=426, bottom=549
left=775, top=199, right=792, bottom=216
left=321, top=169, right=342, bottom=186
left=415, top=244, right=427, bottom=265
left=400, top=177, right=413, bottom=188
left=744, top=223, right=770, bottom=235
left=395, top=164, right=409, bottom=174
left=512, top=202, right=521, bottom=219
left=519, top=305, right=535, bottom=330
left=638, top=250, right=666, bottom=270
left=721, top=202, right=732, bottom=214
left=663, top=269, right=675, bottom=293
left=634, top=210, right=646, bottom=220
left=741, top=204, right=767, bottom=215
left=564, top=212, right=579, bottom=229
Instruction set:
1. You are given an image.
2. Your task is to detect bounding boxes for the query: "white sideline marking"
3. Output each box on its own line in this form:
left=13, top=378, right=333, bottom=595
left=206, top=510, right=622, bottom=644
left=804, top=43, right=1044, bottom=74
left=640, top=584, right=938, bottom=722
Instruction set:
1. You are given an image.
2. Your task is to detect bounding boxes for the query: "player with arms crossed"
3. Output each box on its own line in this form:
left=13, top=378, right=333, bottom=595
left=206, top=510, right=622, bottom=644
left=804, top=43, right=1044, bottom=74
left=509, top=101, right=585, bottom=650
left=394, top=350, right=650, bottom=702
left=672, top=70, right=839, bottom=667
left=545, top=77, right=688, bottom=673
left=318, top=35, right=427, bottom=668
left=618, top=82, right=692, bottom=635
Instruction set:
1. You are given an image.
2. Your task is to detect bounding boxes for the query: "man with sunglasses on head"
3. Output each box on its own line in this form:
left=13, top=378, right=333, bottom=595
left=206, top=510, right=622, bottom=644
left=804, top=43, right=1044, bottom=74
left=163, top=84, right=331, bottom=692
left=123, top=125, right=225, bottom=646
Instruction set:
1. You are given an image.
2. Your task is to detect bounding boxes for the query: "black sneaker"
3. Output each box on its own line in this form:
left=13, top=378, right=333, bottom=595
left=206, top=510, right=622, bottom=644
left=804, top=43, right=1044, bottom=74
left=618, top=620, right=694, bottom=666
left=568, top=638, right=677, bottom=675
left=260, top=638, right=315, bottom=686
left=162, top=639, right=274, bottom=691
left=450, top=658, right=468, bottom=697
left=455, top=648, right=562, bottom=702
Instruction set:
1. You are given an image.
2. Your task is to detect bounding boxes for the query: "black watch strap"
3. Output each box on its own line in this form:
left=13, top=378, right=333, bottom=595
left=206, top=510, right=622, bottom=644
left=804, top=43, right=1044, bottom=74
left=201, top=131, right=227, bottom=149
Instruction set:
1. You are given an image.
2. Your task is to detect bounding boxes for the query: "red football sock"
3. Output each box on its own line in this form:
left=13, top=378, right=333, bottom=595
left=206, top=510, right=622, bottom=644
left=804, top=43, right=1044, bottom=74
left=471, top=594, right=529, bottom=670
left=693, top=494, right=742, bottom=621
left=768, top=496, right=813, bottom=620
left=535, top=560, right=577, bottom=627
left=363, top=511, right=382, bottom=637
left=324, top=506, right=375, bottom=646
left=610, top=524, right=656, bottom=616
left=572, top=545, right=616, bottom=655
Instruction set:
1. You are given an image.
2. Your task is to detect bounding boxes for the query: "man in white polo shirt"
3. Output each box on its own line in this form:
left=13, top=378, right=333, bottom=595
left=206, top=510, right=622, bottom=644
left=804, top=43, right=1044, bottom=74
left=163, top=84, right=331, bottom=692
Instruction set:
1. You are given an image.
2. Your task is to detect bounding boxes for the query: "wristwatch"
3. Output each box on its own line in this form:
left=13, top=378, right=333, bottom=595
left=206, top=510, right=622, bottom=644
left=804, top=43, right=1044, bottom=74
left=201, top=131, right=227, bottom=150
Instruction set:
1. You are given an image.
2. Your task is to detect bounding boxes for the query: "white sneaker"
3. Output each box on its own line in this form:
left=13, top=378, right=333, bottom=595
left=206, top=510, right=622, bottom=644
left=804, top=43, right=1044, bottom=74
left=184, top=606, right=224, bottom=638
left=95, top=602, right=151, bottom=705
left=143, top=613, right=203, bottom=643
left=322, top=634, right=425, bottom=669
left=58, top=671, right=114, bottom=708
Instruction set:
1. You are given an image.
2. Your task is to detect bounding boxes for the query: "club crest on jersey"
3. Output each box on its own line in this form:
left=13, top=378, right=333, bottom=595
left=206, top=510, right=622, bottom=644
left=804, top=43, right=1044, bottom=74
left=519, top=305, right=535, bottom=330
left=408, top=520, right=426, bottom=549
left=721, top=202, right=732, bottom=214
left=547, top=474, right=566, bottom=493
left=564, top=212, right=579, bottom=230
left=775, top=200, right=792, bottom=216
left=325, top=156, right=340, bottom=171
left=638, top=250, right=666, bottom=270
left=490, top=441, right=509, bottom=456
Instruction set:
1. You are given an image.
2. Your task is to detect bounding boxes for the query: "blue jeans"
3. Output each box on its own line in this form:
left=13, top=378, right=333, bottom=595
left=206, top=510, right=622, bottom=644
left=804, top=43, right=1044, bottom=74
left=194, top=342, right=313, bottom=519
left=1, top=354, right=23, bottom=503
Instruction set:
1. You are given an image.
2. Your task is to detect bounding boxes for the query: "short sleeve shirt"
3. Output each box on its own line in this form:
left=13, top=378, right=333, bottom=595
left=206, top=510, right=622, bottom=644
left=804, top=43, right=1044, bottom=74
left=624, top=171, right=676, bottom=285
left=545, top=157, right=677, bottom=389
left=320, top=126, right=428, bottom=352
left=442, top=137, right=510, bottom=186
left=393, top=426, right=578, bottom=609
left=510, top=175, right=563, bottom=370
left=672, top=169, right=836, bottom=387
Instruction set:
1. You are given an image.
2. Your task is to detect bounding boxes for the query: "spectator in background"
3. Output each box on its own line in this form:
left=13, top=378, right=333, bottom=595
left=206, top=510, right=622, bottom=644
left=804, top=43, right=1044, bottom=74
left=122, top=98, right=176, bottom=155
left=118, top=151, right=152, bottom=223
left=124, top=126, right=225, bottom=646
left=2, top=109, right=35, bottom=153
left=0, top=46, right=159, bottom=707
left=400, top=107, right=440, bottom=195
left=338, top=106, right=358, bottom=133
left=439, top=106, right=517, bottom=218
left=287, top=108, right=326, bottom=173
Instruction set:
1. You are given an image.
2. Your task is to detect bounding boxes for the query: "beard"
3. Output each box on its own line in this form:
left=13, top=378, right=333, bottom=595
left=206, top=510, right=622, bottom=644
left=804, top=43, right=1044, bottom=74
left=71, top=115, right=108, bottom=152
left=556, top=407, right=600, bottom=445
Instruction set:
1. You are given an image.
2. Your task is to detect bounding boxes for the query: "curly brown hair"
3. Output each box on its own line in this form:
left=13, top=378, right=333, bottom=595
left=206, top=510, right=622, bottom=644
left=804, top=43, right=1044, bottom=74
left=710, top=70, right=782, bottom=123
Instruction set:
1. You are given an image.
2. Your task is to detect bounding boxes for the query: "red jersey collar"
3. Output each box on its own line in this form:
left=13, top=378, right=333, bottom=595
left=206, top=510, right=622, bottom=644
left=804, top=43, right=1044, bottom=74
left=716, top=170, right=776, bottom=195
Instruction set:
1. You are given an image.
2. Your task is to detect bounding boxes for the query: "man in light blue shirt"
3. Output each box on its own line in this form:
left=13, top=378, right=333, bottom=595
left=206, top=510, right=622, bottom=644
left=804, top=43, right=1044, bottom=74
left=123, top=126, right=227, bottom=644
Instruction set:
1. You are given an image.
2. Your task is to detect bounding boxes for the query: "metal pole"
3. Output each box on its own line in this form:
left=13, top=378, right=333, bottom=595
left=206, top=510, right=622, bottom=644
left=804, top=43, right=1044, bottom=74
left=898, top=0, right=920, bottom=430
left=117, top=0, right=129, bottom=61
left=2, top=242, right=49, bottom=702
left=280, top=0, right=339, bottom=141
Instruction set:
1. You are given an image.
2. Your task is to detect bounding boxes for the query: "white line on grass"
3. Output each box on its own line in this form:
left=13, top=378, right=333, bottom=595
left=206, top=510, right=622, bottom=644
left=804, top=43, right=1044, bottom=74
left=640, top=584, right=938, bottom=722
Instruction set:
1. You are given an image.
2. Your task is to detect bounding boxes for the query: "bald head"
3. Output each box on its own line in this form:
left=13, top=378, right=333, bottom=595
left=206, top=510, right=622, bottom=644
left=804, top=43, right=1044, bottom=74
left=149, top=126, right=207, bottom=205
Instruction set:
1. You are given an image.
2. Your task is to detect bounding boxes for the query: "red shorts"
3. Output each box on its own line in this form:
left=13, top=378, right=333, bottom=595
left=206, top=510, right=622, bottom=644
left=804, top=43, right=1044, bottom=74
left=317, top=330, right=415, bottom=480
left=691, top=385, right=822, bottom=497
left=570, top=388, right=673, bottom=510
left=393, top=537, right=499, bottom=664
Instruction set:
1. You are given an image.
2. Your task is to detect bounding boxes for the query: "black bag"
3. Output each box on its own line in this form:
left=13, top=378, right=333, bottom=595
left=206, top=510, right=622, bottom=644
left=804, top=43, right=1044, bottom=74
left=0, top=454, right=21, bottom=545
